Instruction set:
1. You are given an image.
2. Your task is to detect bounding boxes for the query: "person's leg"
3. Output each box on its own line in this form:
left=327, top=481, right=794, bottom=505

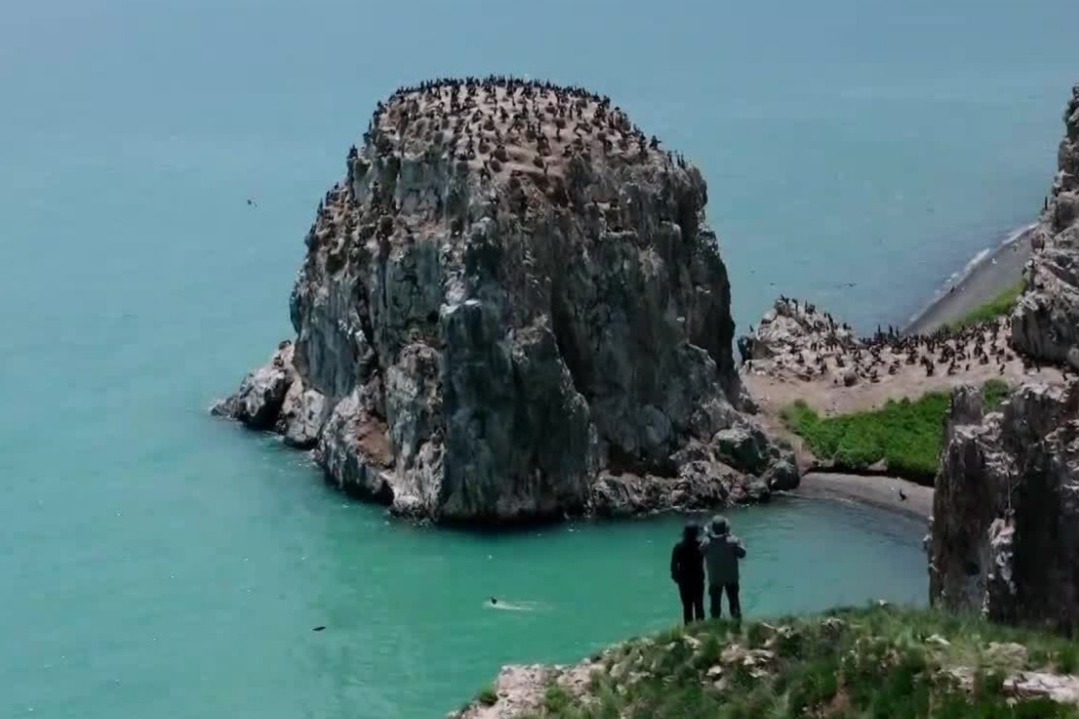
left=709, top=584, right=723, bottom=619
left=692, top=584, right=705, bottom=622
left=727, top=583, right=742, bottom=621
left=678, top=584, right=693, bottom=625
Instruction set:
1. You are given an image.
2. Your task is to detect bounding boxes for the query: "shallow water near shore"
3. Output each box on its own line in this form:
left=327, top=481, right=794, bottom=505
left=2, top=433, right=926, bottom=719
left=0, top=0, right=1075, bottom=717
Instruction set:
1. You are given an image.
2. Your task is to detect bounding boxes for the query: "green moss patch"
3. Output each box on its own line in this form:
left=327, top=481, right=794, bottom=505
left=781, top=380, right=1010, bottom=484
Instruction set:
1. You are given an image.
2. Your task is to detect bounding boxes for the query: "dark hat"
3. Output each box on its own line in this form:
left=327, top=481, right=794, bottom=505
left=706, top=515, right=730, bottom=537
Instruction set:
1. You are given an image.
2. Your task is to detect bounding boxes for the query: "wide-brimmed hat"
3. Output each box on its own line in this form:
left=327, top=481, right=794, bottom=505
left=706, top=515, right=729, bottom=537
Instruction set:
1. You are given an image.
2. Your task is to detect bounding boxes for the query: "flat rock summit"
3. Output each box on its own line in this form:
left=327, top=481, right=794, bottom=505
left=214, top=76, right=797, bottom=523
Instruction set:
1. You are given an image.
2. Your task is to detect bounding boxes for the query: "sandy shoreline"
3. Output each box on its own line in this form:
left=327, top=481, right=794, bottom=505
left=795, top=472, right=933, bottom=521
left=903, top=224, right=1034, bottom=335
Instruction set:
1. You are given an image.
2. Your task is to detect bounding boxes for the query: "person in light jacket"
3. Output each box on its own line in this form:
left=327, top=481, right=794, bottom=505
left=700, top=515, right=746, bottom=620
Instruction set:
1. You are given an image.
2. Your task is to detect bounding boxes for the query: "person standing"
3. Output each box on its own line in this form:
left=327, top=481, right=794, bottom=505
left=670, top=523, right=705, bottom=625
left=701, top=515, right=746, bottom=620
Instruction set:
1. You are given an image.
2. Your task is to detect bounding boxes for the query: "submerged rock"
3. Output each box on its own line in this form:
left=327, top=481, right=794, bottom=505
left=929, top=380, right=1079, bottom=632
left=214, top=77, right=795, bottom=523
left=1011, top=84, right=1079, bottom=362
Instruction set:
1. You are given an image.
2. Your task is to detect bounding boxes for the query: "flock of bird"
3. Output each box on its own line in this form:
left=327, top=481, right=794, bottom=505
left=750, top=297, right=1034, bottom=385
left=357, top=75, right=681, bottom=184
left=296, top=76, right=698, bottom=247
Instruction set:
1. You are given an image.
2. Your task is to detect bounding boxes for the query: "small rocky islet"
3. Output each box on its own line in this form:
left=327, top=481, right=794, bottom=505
left=214, top=78, right=1079, bottom=715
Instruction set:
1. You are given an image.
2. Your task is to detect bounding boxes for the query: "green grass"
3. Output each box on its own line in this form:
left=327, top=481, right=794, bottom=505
left=983, top=378, right=1011, bottom=408
left=781, top=380, right=1010, bottom=484
left=511, top=605, right=1079, bottom=719
left=477, top=685, right=499, bottom=707
left=948, top=280, right=1025, bottom=330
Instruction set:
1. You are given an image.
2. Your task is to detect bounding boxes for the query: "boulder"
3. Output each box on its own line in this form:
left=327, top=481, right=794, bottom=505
left=712, top=425, right=769, bottom=474
left=763, top=459, right=799, bottom=491
left=211, top=342, right=296, bottom=431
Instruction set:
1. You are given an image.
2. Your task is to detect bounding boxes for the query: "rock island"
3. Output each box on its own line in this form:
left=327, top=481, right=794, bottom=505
left=214, top=77, right=797, bottom=524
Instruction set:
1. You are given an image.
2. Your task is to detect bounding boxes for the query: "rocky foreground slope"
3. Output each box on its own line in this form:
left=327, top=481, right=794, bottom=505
left=450, top=606, right=1079, bottom=718
left=214, top=77, right=796, bottom=523
left=929, top=380, right=1079, bottom=633
left=1012, top=83, right=1079, bottom=362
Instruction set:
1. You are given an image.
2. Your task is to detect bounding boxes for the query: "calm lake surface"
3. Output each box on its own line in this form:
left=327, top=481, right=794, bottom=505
left=1, top=0, right=1074, bottom=716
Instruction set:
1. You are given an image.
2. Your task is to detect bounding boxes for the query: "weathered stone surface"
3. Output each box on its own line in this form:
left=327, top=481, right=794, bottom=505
left=929, top=380, right=1079, bottom=632
left=762, top=459, right=800, bottom=491
left=738, top=293, right=854, bottom=367
left=712, top=426, right=769, bottom=474
left=211, top=342, right=327, bottom=442
left=213, top=78, right=795, bottom=523
left=450, top=660, right=603, bottom=719
left=1012, top=84, right=1079, bottom=362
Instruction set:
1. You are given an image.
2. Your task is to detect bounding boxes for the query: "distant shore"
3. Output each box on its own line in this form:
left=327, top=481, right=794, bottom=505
left=902, top=223, right=1035, bottom=336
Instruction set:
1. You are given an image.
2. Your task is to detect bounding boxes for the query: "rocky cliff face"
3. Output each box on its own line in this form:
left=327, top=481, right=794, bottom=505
left=214, top=77, right=796, bottom=523
left=929, top=381, right=1079, bottom=632
left=1011, top=84, right=1079, bottom=364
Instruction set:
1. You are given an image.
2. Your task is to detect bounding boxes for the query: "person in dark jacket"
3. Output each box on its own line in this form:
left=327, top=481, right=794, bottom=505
left=700, top=515, right=746, bottom=620
left=670, top=523, right=705, bottom=625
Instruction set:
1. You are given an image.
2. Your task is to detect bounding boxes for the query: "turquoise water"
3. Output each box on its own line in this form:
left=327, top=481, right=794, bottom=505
left=1, top=0, right=1074, bottom=716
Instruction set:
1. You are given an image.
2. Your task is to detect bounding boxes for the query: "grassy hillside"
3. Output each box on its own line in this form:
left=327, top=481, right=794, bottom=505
left=780, top=380, right=1009, bottom=484
left=465, top=606, right=1079, bottom=719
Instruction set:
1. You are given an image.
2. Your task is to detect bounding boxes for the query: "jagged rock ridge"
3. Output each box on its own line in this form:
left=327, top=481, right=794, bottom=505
left=929, top=381, right=1079, bottom=632
left=214, top=76, right=796, bottom=523
left=1012, top=84, right=1079, bottom=363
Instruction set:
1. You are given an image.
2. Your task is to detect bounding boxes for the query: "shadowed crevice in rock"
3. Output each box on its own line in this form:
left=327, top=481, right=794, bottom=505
left=548, top=287, right=590, bottom=399
left=212, top=77, right=797, bottom=524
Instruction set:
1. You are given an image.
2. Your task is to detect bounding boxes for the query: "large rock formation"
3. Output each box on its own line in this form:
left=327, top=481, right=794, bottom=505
left=1011, top=84, right=1079, bottom=363
left=929, top=381, right=1079, bottom=632
left=214, top=77, right=796, bottom=523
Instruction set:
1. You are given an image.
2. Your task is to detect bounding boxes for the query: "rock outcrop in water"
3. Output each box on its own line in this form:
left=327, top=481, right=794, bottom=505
left=214, top=77, right=797, bottom=523
left=1011, top=84, right=1079, bottom=364
left=929, top=381, right=1079, bottom=632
